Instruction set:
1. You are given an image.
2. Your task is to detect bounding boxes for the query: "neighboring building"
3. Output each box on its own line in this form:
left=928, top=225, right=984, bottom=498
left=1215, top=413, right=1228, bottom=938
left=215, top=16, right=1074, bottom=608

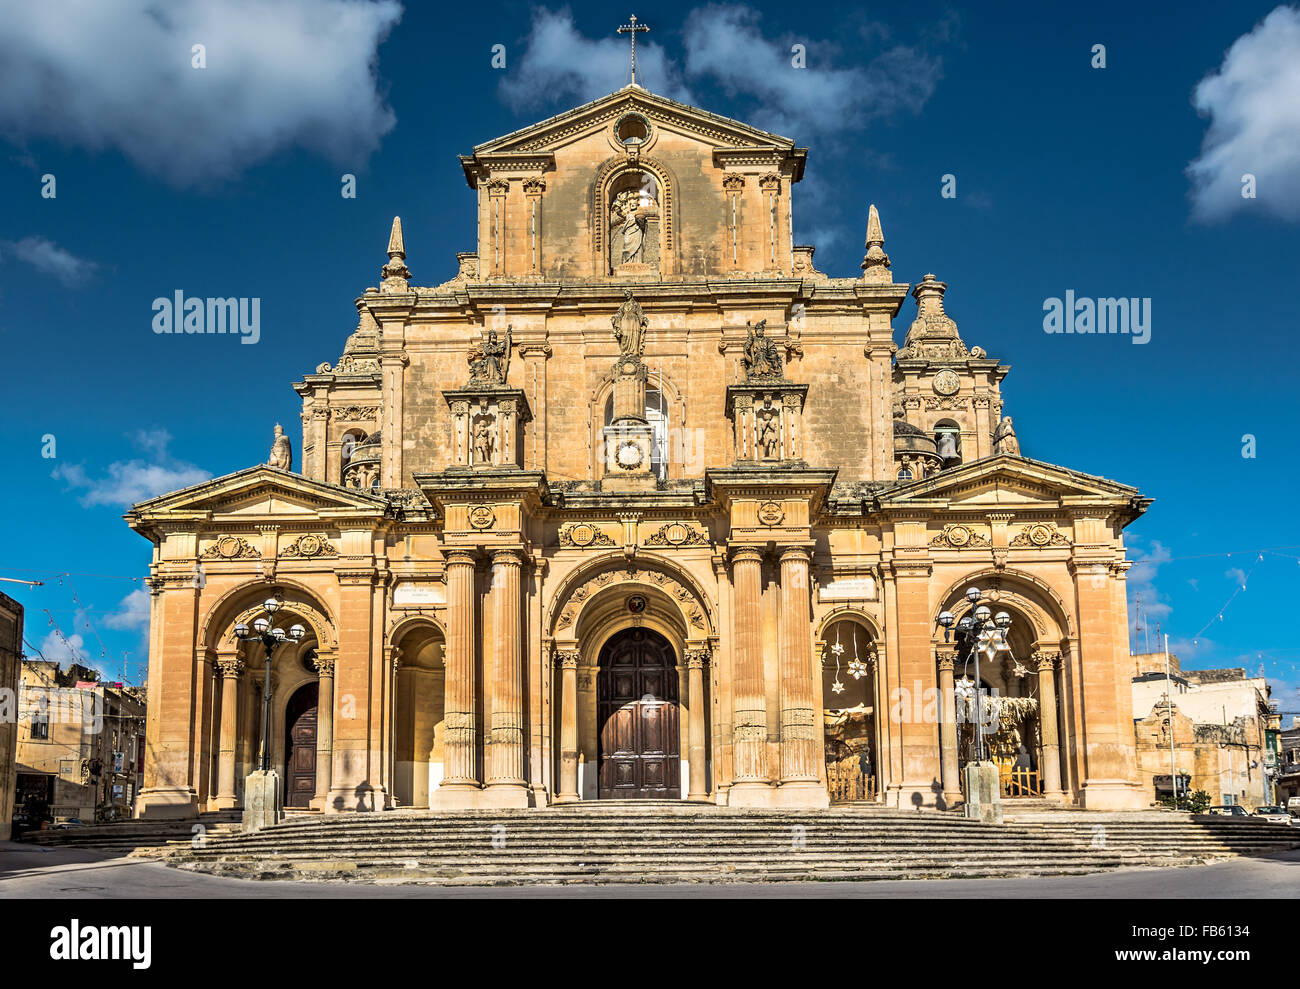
left=1131, top=652, right=1274, bottom=809
left=124, top=81, right=1152, bottom=820
left=0, top=591, right=22, bottom=840
left=14, top=660, right=145, bottom=824
left=1276, top=720, right=1300, bottom=805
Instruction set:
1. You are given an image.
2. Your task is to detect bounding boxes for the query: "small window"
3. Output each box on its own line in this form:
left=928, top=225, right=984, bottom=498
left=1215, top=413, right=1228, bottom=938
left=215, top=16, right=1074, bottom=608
left=615, top=113, right=650, bottom=146
left=897, top=467, right=913, bottom=481
left=32, top=717, right=49, bottom=740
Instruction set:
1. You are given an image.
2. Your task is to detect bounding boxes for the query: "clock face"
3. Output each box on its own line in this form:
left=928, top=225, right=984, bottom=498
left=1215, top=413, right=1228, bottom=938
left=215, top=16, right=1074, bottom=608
left=617, top=441, right=643, bottom=469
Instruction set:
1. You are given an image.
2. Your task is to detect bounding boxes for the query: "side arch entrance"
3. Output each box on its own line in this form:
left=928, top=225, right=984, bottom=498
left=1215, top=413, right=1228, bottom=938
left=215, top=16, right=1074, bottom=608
left=597, top=628, right=680, bottom=799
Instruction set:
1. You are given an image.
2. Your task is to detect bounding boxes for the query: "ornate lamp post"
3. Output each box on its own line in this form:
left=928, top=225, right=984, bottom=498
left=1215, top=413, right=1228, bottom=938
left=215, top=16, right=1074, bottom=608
left=937, top=586, right=1013, bottom=764
left=233, top=597, right=306, bottom=773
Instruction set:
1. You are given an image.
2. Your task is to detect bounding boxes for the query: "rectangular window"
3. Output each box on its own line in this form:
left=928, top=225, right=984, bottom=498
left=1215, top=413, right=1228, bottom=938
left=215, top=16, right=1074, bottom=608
left=32, top=718, right=49, bottom=740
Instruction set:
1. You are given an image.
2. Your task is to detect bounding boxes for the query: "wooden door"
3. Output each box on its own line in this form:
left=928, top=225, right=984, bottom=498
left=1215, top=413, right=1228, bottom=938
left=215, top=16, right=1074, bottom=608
left=597, top=629, right=680, bottom=799
left=283, top=684, right=318, bottom=808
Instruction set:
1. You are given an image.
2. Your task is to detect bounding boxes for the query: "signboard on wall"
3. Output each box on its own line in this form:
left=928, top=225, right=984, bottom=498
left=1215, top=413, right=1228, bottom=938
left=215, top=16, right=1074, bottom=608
left=393, top=582, right=445, bottom=607
left=821, top=576, right=877, bottom=601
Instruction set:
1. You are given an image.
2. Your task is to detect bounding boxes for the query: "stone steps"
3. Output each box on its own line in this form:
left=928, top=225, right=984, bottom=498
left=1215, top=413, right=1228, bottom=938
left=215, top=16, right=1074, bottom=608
left=167, top=806, right=1300, bottom=885
left=23, top=812, right=241, bottom=852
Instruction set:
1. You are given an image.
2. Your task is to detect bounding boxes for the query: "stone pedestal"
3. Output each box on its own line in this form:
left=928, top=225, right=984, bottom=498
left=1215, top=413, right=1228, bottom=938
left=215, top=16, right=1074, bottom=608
left=241, top=770, right=282, bottom=833
left=444, top=387, right=531, bottom=470
left=726, top=381, right=809, bottom=463
left=961, top=762, right=1003, bottom=824
left=603, top=358, right=657, bottom=492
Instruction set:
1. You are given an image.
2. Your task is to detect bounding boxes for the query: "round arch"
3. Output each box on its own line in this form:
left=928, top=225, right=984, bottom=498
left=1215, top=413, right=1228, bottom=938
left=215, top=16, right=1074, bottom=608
left=587, top=367, right=687, bottom=480
left=815, top=605, right=884, bottom=644
left=546, top=551, right=716, bottom=641
left=589, top=154, right=679, bottom=274
left=200, top=579, right=337, bottom=653
left=931, top=567, right=1074, bottom=644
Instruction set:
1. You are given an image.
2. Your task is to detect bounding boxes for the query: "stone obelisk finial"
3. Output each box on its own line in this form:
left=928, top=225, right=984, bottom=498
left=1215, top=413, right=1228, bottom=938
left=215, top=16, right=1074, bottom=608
left=381, top=215, right=411, bottom=292
left=859, top=203, right=891, bottom=284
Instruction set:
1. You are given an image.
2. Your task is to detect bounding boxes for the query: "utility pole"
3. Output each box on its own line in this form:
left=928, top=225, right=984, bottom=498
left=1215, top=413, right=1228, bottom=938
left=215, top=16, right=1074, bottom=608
left=1165, top=633, right=1177, bottom=806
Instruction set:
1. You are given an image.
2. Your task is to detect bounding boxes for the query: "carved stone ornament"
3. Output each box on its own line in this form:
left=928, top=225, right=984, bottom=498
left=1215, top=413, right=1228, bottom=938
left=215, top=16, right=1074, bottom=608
left=554, top=566, right=709, bottom=633
left=468, top=505, right=496, bottom=530
left=201, top=535, right=261, bottom=560
left=929, top=524, right=991, bottom=549
left=281, top=534, right=338, bottom=559
left=559, top=523, right=616, bottom=548
left=615, top=440, right=645, bottom=471
left=1011, top=521, right=1070, bottom=547
left=924, top=396, right=967, bottom=412
left=757, top=501, right=785, bottom=526
left=331, top=405, right=380, bottom=422
left=644, top=522, right=709, bottom=547
left=932, top=369, right=961, bottom=396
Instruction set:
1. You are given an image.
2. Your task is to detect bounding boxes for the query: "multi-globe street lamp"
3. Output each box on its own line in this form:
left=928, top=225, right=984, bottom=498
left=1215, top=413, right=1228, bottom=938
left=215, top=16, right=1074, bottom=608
left=233, top=597, right=305, bottom=773
left=937, top=586, right=1013, bottom=764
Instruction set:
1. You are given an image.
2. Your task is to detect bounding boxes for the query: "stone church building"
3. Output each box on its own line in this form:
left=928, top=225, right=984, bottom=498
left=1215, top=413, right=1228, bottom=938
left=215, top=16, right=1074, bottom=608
left=127, top=84, right=1151, bottom=819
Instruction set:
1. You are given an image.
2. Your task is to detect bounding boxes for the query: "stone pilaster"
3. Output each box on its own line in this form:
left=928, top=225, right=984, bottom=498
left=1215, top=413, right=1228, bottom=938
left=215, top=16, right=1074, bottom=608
left=310, top=651, right=335, bottom=811
left=776, top=546, right=827, bottom=806
left=484, top=549, right=529, bottom=806
left=555, top=648, right=580, bottom=802
left=729, top=545, right=771, bottom=803
left=936, top=647, right=962, bottom=808
left=1035, top=651, right=1066, bottom=800
left=432, top=548, right=481, bottom=807
left=685, top=646, right=710, bottom=800
left=213, top=654, right=243, bottom=810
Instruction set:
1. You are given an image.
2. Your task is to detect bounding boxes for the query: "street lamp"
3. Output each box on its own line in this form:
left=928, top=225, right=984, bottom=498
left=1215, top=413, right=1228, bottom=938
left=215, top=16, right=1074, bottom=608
left=937, top=587, right=1013, bottom=763
left=233, top=597, right=306, bottom=772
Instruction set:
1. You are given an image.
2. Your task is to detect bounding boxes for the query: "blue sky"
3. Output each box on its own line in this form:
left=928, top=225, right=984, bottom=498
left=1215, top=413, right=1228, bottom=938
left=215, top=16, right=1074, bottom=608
left=0, top=0, right=1297, bottom=713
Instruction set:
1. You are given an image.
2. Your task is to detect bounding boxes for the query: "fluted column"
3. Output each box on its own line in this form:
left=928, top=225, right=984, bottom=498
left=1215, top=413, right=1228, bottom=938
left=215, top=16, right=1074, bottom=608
left=434, top=548, right=480, bottom=805
left=1036, top=651, right=1066, bottom=799
left=485, top=549, right=529, bottom=806
left=937, top=647, right=961, bottom=807
left=311, top=651, right=335, bottom=811
left=556, top=648, right=580, bottom=802
left=686, top=646, right=710, bottom=800
left=729, top=545, right=770, bottom=802
left=777, top=546, right=825, bottom=806
left=213, top=654, right=243, bottom=809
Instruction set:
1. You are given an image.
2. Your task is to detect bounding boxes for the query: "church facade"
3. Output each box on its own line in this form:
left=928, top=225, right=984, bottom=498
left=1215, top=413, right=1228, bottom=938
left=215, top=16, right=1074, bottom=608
left=127, top=85, right=1151, bottom=819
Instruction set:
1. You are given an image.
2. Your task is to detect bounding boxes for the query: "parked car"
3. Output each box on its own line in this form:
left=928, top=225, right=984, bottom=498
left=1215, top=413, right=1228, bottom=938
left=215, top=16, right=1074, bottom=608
left=1206, top=805, right=1249, bottom=817
left=49, top=818, right=85, bottom=829
left=1251, top=806, right=1293, bottom=825
left=1288, top=796, right=1300, bottom=817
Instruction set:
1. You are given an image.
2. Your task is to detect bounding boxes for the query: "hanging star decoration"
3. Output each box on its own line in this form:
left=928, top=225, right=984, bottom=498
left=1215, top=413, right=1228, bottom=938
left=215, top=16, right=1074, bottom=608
left=847, top=629, right=869, bottom=680
left=830, top=630, right=846, bottom=694
left=975, top=626, right=1010, bottom=662
left=1011, top=660, right=1029, bottom=678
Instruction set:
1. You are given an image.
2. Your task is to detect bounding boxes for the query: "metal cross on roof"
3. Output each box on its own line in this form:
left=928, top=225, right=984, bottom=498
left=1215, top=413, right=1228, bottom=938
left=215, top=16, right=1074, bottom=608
left=618, top=14, right=650, bottom=86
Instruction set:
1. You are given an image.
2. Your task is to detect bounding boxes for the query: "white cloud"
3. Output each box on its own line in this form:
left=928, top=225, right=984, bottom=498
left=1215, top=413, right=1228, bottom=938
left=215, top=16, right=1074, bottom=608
left=500, top=8, right=692, bottom=110
left=52, top=428, right=210, bottom=507
left=1188, top=5, right=1300, bottom=222
left=37, top=628, right=91, bottom=666
left=1128, top=538, right=1174, bottom=649
left=500, top=5, right=943, bottom=138
left=0, top=0, right=403, bottom=187
left=102, top=588, right=151, bottom=632
left=0, top=236, right=98, bottom=287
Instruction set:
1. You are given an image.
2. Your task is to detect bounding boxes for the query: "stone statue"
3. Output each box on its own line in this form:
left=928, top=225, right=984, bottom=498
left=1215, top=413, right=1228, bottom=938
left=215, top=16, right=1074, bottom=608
left=611, top=289, right=648, bottom=360
left=471, top=410, right=496, bottom=464
left=468, top=326, right=511, bottom=385
left=993, top=416, right=1020, bottom=456
left=756, top=402, right=781, bottom=459
left=268, top=423, right=292, bottom=470
left=610, top=189, right=657, bottom=268
left=742, top=320, right=783, bottom=379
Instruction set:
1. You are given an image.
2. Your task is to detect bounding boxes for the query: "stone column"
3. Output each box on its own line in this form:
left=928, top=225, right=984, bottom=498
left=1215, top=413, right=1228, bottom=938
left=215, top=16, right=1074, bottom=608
left=433, top=548, right=480, bottom=807
left=1035, top=651, right=1066, bottom=800
left=485, top=549, right=529, bottom=806
left=310, top=652, right=335, bottom=811
left=556, top=648, right=580, bottom=802
left=213, top=654, right=244, bottom=809
left=729, top=545, right=770, bottom=804
left=937, top=647, right=962, bottom=807
left=776, top=546, right=826, bottom=806
left=686, top=646, right=710, bottom=800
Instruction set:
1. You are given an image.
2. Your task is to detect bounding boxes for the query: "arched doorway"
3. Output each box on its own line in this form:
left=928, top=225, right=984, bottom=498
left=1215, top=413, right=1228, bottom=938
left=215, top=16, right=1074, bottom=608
left=821, top=618, right=879, bottom=802
left=597, top=627, right=680, bottom=799
left=283, top=683, right=318, bottom=809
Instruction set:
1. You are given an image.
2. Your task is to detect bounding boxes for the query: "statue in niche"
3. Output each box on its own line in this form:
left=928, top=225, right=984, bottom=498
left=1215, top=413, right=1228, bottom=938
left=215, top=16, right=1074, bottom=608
left=742, top=320, right=783, bottom=379
left=993, top=415, right=1021, bottom=456
left=609, top=184, right=659, bottom=270
left=471, top=407, right=496, bottom=465
left=267, top=423, right=292, bottom=470
left=756, top=401, right=781, bottom=460
left=611, top=289, right=648, bottom=360
left=467, top=326, right=511, bottom=386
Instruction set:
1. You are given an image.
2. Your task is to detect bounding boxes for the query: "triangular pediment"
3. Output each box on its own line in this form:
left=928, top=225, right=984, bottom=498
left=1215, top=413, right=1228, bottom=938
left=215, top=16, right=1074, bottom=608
left=469, top=85, right=797, bottom=158
left=125, top=466, right=388, bottom=523
left=879, top=456, right=1148, bottom=518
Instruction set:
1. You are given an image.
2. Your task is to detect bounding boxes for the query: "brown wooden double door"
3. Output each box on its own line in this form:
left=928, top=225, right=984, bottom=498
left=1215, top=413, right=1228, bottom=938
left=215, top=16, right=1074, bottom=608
left=283, top=683, right=318, bottom=808
left=597, top=629, right=680, bottom=799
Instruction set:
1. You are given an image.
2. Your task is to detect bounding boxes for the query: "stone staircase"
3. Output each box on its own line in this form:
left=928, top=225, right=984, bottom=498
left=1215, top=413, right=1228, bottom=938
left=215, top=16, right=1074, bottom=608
left=166, top=803, right=1300, bottom=886
left=22, top=811, right=242, bottom=857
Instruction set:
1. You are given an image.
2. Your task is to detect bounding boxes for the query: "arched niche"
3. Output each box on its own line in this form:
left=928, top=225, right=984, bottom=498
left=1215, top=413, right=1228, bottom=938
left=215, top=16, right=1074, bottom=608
left=590, top=155, right=678, bottom=277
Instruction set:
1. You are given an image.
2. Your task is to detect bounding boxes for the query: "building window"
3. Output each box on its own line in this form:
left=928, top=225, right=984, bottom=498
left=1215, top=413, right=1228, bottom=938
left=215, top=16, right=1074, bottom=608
left=604, top=388, right=669, bottom=480
left=896, top=467, right=913, bottom=481
left=31, top=717, right=49, bottom=740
